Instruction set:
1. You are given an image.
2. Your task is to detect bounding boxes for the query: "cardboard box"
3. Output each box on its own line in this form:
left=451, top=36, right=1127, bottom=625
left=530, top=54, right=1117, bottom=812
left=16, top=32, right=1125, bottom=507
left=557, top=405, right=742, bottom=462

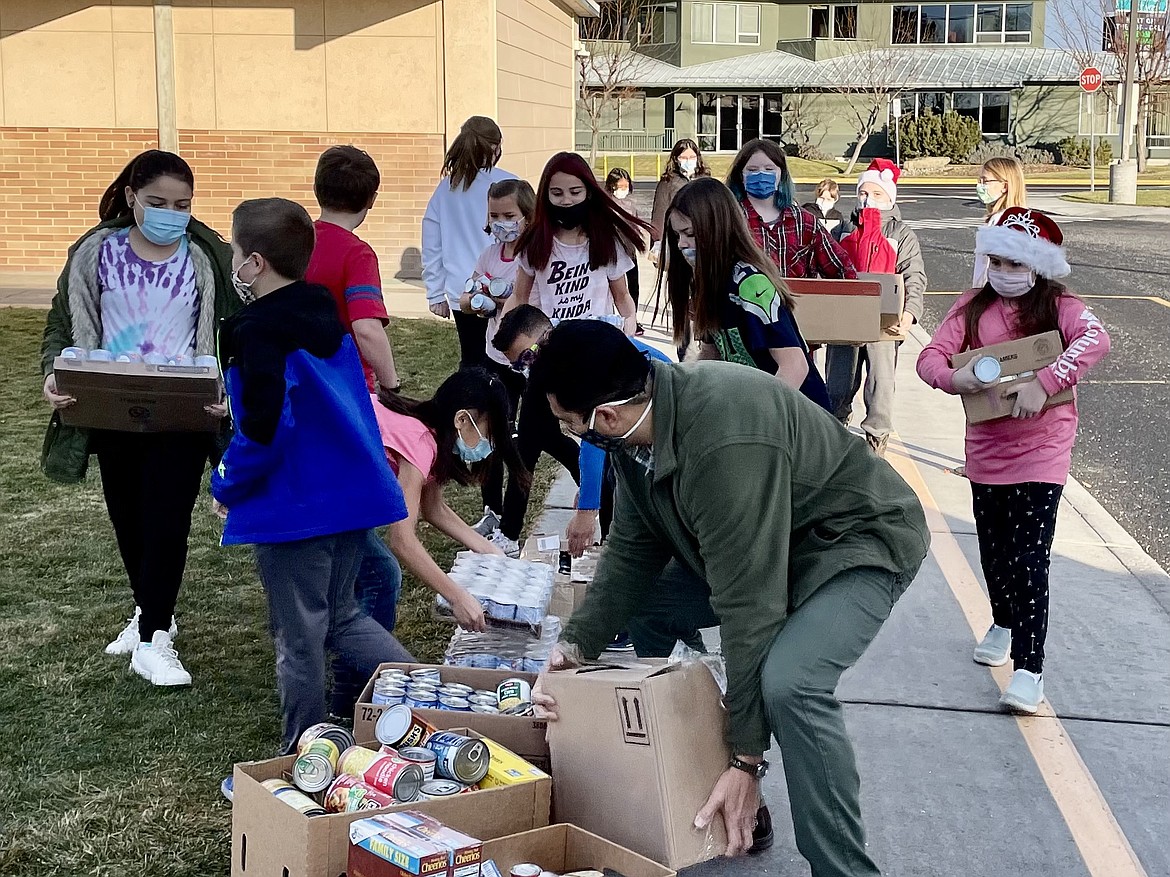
left=543, top=661, right=730, bottom=870
left=54, top=356, right=221, bottom=432
left=354, top=664, right=548, bottom=769
left=950, top=330, right=1074, bottom=424
left=787, top=278, right=884, bottom=345
left=348, top=811, right=481, bottom=877
left=231, top=733, right=551, bottom=877
left=481, top=824, right=676, bottom=877
left=478, top=738, right=550, bottom=789
left=547, top=580, right=588, bottom=625
left=856, top=271, right=909, bottom=339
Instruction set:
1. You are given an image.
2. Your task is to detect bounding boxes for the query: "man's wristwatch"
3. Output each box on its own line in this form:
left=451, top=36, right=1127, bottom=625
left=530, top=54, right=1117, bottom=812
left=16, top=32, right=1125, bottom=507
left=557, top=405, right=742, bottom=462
left=729, top=756, right=769, bottom=780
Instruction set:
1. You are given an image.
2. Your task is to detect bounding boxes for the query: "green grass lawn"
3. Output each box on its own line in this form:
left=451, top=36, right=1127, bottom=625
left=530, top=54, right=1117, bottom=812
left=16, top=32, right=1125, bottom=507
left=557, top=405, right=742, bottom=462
left=0, top=309, right=554, bottom=877
left=1061, top=190, right=1170, bottom=206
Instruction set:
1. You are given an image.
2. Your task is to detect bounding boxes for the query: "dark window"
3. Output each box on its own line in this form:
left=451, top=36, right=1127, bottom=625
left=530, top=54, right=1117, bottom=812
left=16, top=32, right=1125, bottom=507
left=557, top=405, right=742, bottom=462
left=982, top=91, right=1010, bottom=135
left=664, top=98, right=676, bottom=130
left=639, top=3, right=680, bottom=45
left=893, top=5, right=920, bottom=42
left=812, top=5, right=831, bottom=38
left=976, top=3, right=1003, bottom=41
left=919, top=91, right=947, bottom=115
left=953, top=91, right=981, bottom=124
left=920, top=5, right=947, bottom=41
left=948, top=4, right=974, bottom=42
left=835, top=5, right=858, bottom=38
left=763, top=93, right=784, bottom=141
left=698, top=93, right=717, bottom=153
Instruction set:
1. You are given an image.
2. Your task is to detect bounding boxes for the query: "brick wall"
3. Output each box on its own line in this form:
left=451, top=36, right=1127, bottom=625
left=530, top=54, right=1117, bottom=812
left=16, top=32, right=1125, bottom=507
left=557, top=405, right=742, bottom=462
left=0, top=128, right=445, bottom=281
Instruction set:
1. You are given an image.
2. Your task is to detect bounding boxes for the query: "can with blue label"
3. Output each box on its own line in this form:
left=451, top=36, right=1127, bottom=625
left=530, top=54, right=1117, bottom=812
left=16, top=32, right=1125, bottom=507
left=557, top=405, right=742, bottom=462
left=425, top=731, right=489, bottom=784
left=405, top=689, right=438, bottom=710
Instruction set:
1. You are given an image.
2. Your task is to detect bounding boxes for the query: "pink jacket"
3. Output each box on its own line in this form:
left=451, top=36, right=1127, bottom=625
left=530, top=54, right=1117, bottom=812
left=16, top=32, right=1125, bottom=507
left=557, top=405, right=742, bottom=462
left=916, top=290, right=1111, bottom=485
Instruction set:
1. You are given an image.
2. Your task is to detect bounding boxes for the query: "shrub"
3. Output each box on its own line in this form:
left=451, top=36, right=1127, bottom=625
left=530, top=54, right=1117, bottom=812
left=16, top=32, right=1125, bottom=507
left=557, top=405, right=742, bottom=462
left=965, top=141, right=1055, bottom=166
left=1056, top=136, right=1112, bottom=167
left=785, top=141, right=835, bottom=162
left=899, top=111, right=982, bottom=162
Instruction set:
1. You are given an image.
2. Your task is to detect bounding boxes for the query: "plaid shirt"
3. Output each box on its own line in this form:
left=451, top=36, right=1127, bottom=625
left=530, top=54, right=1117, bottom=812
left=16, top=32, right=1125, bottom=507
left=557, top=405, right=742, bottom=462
left=741, top=200, right=857, bottom=280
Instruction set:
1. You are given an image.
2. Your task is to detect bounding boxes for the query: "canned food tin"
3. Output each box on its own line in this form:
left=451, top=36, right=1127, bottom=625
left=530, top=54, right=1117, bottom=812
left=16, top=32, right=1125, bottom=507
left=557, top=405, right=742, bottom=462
left=438, top=682, right=474, bottom=698
left=337, top=746, right=425, bottom=803
left=379, top=669, right=409, bottom=681
left=425, top=731, right=490, bottom=785
left=292, top=750, right=336, bottom=793
left=417, top=779, right=465, bottom=801
left=472, top=689, right=497, bottom=701
left=324, top=774, right=396, bottom=813
left=973, top=355, right=1002, bottom=384
left=372, top=685, right=406, bottom=706
left=438, top=695, right=471, bottom=711
left=488, top=277, right=513, bottom=299
left=501, top=702, right=535, bottom=717
left=61, top=346, right=87, bottom=360
left=497, top=678, right=533, bottom=712
left=468, top=694, right=498, bottom=708
left=511, top=865, right=543, bottom=877
left=397, top=746, right=438, bottom=781
left=410, top=668, right=442, bottom=685
left=115, top=352, right=144, bottom=363
left=143, top=352, right=170, bottom=365
left=405, top=690, right=439, bottom=709
left=88, top=349, right=114, bottom=362
left=261, top=778, right=327, bottom=817
left=298, top=722, right=356, bottom=755
left=470, top=704, right=500, bottom=714
left=375, top=705, right=436, bottom=748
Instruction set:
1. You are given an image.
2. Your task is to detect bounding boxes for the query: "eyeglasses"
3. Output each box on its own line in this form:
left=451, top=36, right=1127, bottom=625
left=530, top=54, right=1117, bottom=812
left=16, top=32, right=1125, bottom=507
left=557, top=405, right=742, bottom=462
left=977, top=177, right=1002, bottom=185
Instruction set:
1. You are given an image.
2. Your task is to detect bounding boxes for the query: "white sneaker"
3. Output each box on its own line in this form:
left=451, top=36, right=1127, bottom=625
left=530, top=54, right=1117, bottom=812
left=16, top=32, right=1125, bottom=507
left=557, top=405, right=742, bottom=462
left=487, top=529, right=521, bottom=558
left=105, top=608, right=178, bottom=655
left=130, top=630, right=192, bottom=686
left=472, top=507, right=502, bottom=537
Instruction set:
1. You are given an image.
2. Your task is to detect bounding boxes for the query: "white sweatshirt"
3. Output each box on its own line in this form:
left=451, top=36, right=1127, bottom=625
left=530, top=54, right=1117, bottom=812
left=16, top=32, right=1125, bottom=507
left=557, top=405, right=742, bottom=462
left=421, top=166, right=518, bottom=306
left=971, top=209, right=1004, bottom=289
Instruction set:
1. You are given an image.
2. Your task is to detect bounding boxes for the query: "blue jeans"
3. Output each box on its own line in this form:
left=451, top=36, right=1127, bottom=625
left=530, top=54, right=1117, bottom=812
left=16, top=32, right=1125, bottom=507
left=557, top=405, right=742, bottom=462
left=330, top=529, right=404, bottom=716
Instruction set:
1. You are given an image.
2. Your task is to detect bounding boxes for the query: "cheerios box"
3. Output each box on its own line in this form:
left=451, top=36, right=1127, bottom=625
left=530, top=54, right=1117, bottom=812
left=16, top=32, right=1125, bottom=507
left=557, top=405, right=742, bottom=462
left=353, top=663, right=548, bottom=769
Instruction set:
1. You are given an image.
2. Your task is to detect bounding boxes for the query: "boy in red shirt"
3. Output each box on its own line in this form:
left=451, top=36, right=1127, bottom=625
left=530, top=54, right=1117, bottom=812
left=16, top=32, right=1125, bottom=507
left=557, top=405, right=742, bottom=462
left=306, top=145, right=399, bottom=392
left=306, top=145, right=403, bottom=718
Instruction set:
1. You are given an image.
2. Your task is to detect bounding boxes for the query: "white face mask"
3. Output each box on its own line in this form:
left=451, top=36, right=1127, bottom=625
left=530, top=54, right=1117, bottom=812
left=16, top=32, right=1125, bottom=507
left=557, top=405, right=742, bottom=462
left=679, top=158, right=698, bottom=177
left=988, top=268, right=1037, bottom=298
left=815, top=197, right=837, bottom=215
left=613, top=188, right=630, bottom=200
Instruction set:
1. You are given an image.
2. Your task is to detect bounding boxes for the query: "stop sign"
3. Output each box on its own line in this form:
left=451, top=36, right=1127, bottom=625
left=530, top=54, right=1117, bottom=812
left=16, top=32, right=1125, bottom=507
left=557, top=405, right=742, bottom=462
left=1080, top=67, right=1103, bottom=93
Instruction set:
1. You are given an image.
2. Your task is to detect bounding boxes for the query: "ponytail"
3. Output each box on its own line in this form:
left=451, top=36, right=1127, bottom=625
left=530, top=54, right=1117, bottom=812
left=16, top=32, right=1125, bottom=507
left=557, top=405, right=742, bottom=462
left=441, top=116, right=503, bottom=192
left=98, top=149, right=195, bottom=222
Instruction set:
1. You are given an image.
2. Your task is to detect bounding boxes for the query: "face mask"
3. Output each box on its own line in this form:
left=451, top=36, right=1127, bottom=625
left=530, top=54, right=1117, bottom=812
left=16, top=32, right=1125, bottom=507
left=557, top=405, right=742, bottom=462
left=580, top=396, right=653, bottom=453
left=988, top=268, right=1037, bottom=299
left=858, top=193, right=893, bottom=212
left=816, top=197, right=837, bottom=215
left=743, top=171, right=778, bottom=199
left=138, top=204, right=191, bottom=246
left=231, top=257, right=257, bottom=304
left=613, top=188, right=630, bottom=200
left=679, top=246, right=697, bottom=267
left=548, top=200, right=588, bottom=230
left=490, top=220, right=521, bottom=243
left=454, top=412, right=493, bottom=462
left=975, top=182, right=999, bottom=205
left=679, top=158, right=698, bottom=177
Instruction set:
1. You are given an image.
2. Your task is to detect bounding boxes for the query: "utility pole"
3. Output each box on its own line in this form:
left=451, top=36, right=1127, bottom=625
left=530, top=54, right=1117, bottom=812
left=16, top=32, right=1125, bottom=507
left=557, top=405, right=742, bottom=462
left=1110, top=1, right=1141, bottom=204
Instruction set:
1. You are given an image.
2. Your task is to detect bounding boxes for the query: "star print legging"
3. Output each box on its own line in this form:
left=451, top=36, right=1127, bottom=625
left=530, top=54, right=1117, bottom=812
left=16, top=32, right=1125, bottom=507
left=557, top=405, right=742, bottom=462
left=971, top=481, right=1064, bottom=674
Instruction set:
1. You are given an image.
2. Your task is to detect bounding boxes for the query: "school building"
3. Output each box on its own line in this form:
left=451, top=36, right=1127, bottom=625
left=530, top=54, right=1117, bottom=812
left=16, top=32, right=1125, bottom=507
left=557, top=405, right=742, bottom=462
left=0, top=0, right=596, bottom=287
left=575, top=0, right=1167, bottom=162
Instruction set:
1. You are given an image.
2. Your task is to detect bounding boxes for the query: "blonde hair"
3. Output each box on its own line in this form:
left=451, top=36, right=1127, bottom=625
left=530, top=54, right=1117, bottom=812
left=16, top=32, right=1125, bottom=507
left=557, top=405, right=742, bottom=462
left=815, top=178, right=839, bottom=199
left=982, top=157, right=1027, bottom=217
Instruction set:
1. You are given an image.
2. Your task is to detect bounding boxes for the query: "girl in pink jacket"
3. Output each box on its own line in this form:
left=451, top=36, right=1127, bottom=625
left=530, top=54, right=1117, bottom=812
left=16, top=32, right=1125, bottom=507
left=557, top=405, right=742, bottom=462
left=917, top=207, right=1110, bottom=714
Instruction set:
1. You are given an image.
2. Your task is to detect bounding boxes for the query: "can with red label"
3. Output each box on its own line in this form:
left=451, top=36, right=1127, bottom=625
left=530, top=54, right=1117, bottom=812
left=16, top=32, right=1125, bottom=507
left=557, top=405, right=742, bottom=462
left=324, top=773, right=396, bottom=813
left=337, top=745, right=425, bottom=803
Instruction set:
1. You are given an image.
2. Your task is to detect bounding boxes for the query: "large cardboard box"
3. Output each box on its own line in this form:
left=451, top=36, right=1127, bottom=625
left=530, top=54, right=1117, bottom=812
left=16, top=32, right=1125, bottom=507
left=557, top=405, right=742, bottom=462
left=787, top=278, right=884, bottom=345
left=54, top=356, right=221, bottom=432
left=481, top=824, right=676, bottom=877
left=856, top=271, right=908, bottom=338
left=231, top=733, right=551, bottom=877
left=543, top=661, right=730, bottom=870
left=353, top=664, right=548, bottom=769
left=950, top=330, right=1074, bottom=424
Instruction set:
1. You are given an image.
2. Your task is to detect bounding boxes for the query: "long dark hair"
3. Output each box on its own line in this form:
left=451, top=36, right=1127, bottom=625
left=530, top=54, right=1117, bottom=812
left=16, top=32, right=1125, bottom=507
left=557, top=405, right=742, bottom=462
left=661, top=138, right=711, bottom=181
left=961, top=277, right=1071, bottom=351
left=514, top=151, right=650, bottom=273
left=655, top=177, right=793, bottom=346
left=99, top=150, right=195, bottom=222
left=376, top=367, right=528, bottom=490
left=725, top=138, right=796, bottom=208
left=441, top=116, right=503, bottom=192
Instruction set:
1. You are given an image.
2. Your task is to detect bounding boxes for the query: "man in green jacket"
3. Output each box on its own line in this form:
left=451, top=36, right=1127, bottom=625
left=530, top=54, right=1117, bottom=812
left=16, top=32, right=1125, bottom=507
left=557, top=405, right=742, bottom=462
left=528, top=321, right=929, bottom=877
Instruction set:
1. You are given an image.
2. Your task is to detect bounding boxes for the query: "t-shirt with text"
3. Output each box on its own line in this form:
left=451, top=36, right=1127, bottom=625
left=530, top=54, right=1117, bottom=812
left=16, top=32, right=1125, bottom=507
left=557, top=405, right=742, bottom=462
left=518, top=238, right=633, bottom=322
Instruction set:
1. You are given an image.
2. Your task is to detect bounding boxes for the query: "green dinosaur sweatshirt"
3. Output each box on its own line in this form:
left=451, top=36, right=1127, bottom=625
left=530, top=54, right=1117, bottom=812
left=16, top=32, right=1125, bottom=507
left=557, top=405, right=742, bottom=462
left=562, top=360, right=930, bottom=756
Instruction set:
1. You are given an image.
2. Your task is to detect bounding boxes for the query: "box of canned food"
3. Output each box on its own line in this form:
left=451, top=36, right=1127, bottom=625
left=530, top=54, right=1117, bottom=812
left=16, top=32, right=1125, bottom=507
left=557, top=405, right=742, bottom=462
left=480, top=824, right=675, bottom=877
left=230, top=731, right=551, bottom=877
left=354, top=663, right=548, bottom=770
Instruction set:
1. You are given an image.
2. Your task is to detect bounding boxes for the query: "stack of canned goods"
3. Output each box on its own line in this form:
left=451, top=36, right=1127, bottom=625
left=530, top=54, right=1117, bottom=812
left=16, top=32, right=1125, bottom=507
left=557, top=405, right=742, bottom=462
left=444, top=615, right=562, bottom=673
left=372, top=668, right=505, bottom=714
left=439, top=552, right=555, bottom=626
left=60, top=346, right=219, bottom=373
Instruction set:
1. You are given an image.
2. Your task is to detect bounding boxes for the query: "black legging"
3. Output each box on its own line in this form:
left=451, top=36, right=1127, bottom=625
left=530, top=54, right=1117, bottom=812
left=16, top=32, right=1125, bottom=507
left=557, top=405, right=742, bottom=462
left=480, top=361, right=526, bottom=516
left=453, top=310, right=489, bottom=368
left=500, top=387, right=580, bottom=541
left=971, top=481, right=1063, bottom=674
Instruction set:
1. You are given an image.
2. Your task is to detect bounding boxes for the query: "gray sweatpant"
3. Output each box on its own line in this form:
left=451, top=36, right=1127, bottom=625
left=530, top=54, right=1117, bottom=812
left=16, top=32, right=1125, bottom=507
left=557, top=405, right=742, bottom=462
left=254, top=529, right=414, bottom=753
left=825, top=342, right=899, bottom=440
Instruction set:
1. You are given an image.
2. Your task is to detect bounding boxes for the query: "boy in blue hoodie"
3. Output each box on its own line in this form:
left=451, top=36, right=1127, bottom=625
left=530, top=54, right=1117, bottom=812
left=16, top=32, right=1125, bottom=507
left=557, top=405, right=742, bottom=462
left=212, top=197, right=413, bottom=753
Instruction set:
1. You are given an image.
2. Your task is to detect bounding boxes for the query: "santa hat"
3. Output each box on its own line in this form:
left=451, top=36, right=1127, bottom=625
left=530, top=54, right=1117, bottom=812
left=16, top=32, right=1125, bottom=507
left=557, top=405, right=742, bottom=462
left=856, top=159, right=901, bottom=205
left=975, top=207, right=1070, bottom=279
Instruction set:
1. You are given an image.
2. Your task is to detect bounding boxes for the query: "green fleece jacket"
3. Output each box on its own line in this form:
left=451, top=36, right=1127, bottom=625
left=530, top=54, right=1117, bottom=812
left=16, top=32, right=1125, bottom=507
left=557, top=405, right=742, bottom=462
left=562, top=361, right=930, bottom=756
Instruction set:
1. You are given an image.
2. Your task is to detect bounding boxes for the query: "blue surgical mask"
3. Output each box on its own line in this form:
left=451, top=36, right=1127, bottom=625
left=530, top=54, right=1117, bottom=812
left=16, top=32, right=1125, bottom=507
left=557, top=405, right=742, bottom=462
left=679, top=246, right=697, bottom=267
left=679, top=158, right=698, bottom=177
left=454, top=412, right=493, bottom=463
left=139, top=204, right=191, bottom=245
left=491, top=220, right=521, bottom=243
left=743, top=171, right=778, bottom=199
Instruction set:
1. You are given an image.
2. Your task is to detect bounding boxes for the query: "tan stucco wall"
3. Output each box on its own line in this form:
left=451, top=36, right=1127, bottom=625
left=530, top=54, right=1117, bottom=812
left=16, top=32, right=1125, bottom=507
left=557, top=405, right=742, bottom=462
left=496, top=0, right=575, bottom=182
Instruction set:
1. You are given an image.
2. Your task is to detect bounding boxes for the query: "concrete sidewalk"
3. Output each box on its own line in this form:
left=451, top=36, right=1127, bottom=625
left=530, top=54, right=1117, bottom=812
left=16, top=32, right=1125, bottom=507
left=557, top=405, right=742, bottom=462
left=533, top=328, right=1169, bottom=877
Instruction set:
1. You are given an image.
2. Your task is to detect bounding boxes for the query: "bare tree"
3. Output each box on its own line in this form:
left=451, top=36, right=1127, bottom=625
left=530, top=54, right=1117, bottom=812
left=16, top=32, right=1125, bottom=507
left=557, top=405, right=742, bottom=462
left=577, top=0, right=661, bottom=166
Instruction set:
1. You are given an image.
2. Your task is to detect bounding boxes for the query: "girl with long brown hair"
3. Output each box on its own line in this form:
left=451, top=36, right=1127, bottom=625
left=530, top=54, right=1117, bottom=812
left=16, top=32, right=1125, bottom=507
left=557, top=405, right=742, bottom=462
left=422, top=116, right=517, bottom=365
left=649, top=138, right=710, bottom=262
left=657, top=177, right=832, bottom=409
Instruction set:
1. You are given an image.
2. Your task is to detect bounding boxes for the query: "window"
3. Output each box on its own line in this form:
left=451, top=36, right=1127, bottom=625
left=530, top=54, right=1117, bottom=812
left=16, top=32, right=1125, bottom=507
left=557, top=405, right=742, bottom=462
left=812, top=5, right=830, bottom=38
left=954, top=91, right=1010, bottom=135
left=893, top=3, right=1030, bottom=44
left=617, top=96, right=646, bottom=130
left=812, top=4, right=857, bottom=38
left=1078, top=89, right=1118, bottom=135
left=895, top=92, right=949, bottom=119
left=691, top=3, right=760, bottom=45
left=638, top=3, right=679, bottom=45
left=763, top=93, right=785, bottom=141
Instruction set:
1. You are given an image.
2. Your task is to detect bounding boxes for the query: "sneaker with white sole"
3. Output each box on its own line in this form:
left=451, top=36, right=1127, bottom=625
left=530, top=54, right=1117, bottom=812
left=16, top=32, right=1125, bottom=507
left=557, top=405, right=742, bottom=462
left=472, top=507, right=502, bottom=537
left=1001, top=669, right=1044, bottom=714
left=105, top=607, right=178, bottom=655
left=973, top=624, right=1011, bottom=666
left=486, top=529, right=521, bottom=558
left=131, top=630, right=192, bottom=686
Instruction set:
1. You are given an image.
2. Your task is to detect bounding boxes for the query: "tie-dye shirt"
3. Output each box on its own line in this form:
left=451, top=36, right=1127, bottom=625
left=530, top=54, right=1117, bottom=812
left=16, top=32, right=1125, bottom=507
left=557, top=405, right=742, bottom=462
left=98, top=228, right=198, bottom=358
